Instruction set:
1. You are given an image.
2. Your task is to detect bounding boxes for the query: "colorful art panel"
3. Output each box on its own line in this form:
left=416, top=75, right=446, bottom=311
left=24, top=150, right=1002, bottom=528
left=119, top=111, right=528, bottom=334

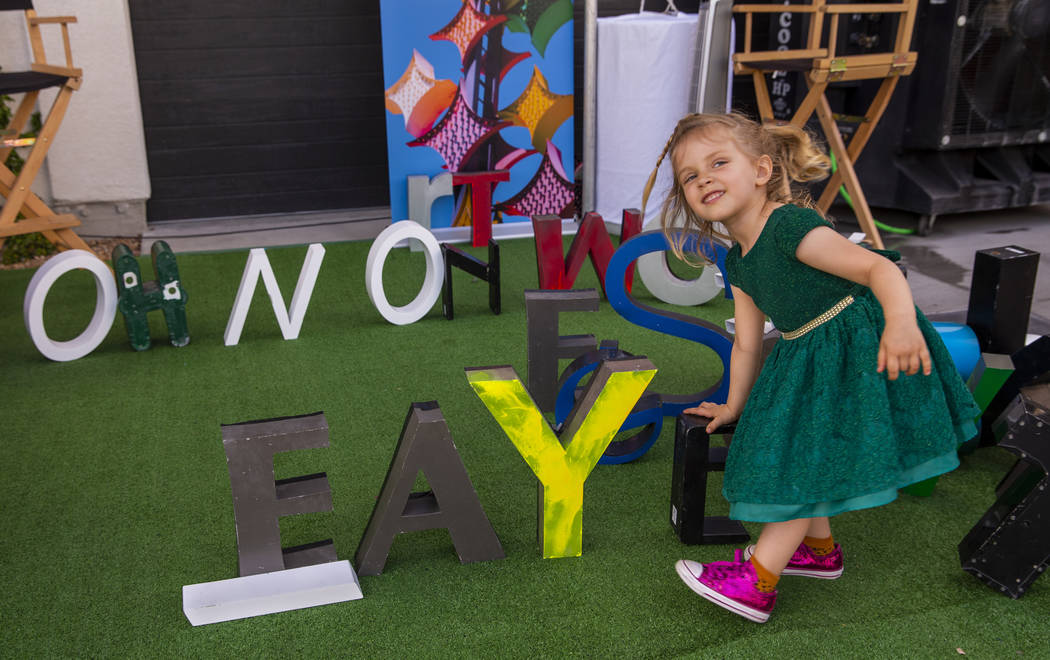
left=380, top=0, right=575, bottom=229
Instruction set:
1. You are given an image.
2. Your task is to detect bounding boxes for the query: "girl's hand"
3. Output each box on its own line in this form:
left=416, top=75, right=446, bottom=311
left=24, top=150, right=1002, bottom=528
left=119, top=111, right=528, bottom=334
left=877, top=317, right=932, bottom=380
left=682, top=402, right=740, bottom=434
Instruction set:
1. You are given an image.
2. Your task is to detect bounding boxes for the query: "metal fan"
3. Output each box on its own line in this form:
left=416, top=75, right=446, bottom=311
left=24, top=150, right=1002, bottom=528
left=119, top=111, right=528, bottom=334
left=956, top=0, right=1050, bottom=134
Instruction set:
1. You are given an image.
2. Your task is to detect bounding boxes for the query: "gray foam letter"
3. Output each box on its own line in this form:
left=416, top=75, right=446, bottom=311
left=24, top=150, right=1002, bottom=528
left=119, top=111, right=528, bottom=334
left=222, top=412, right=336, bottom=576
left=354, top=401, right=504, bottom=576
left=525, top=289, right=601, bottom=412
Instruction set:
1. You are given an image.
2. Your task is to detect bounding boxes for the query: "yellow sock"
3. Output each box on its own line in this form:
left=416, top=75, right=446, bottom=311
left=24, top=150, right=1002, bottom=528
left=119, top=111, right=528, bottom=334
left=804, top=535, right=835, bottom=556
left=750, top=556, right=779, bottom=593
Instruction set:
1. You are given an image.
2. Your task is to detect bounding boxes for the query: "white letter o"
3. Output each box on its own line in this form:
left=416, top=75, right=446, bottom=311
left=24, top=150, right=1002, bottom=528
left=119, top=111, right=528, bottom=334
left=23, top=250, right=117, bottom=361
left=636, top=213, right=721, bottom=306
left=365, top=220, right=444, bottom=325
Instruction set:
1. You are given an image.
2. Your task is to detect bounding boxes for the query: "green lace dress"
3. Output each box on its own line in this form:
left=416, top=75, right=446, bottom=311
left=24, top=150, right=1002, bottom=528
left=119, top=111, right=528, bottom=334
left=722, top=204, right=980, bottom=522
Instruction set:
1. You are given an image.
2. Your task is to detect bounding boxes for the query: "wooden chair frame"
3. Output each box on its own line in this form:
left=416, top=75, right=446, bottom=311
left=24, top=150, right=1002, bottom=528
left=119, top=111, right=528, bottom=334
left=0, top=2, right=93, bottom=255
left=733, top=0, right=920, bottom=249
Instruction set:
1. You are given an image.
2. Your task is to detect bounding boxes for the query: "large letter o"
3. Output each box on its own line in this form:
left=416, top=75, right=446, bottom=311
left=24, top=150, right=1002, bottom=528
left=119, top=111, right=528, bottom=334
left=23, top=250, right=118, bottom=361
left=635, top=213, right=722, bottom=306
left=365, top=220, right=444, bottom=325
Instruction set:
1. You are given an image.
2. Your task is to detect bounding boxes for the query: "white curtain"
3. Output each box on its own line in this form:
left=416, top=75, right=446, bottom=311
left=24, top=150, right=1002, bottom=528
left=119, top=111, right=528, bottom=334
left=595, top=12, right=699, bottom=225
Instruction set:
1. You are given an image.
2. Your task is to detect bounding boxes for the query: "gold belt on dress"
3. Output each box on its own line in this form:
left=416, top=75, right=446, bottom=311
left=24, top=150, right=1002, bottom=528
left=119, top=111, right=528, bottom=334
left=781, top=295, right=855, bottom=340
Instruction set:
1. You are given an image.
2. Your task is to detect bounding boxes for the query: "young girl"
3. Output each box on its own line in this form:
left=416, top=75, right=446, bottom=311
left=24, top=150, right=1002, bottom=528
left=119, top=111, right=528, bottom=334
left=642, top=113, right=980, bottom=623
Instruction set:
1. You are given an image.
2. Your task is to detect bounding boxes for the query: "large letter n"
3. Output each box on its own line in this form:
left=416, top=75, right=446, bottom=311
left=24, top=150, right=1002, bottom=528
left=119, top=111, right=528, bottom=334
left=224, top=244, right=325, bottom=345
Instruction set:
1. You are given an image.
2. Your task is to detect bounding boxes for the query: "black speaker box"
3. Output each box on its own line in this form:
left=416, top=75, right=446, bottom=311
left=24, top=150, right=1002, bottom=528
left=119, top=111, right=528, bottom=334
left=849, top=0, right=1050, bottom=223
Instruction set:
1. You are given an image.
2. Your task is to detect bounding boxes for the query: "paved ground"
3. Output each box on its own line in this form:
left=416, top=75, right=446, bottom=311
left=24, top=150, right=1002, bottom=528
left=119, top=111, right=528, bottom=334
left=140, top=201, right=1050, bottom=334
left=848, top=203, right=1050, bottom=335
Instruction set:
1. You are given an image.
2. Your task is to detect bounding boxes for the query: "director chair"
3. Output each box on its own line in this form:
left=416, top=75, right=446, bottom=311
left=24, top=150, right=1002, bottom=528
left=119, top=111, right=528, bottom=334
left=733, top=0, right=920, bottom=249
left=0, top=0, right=93, bottom=255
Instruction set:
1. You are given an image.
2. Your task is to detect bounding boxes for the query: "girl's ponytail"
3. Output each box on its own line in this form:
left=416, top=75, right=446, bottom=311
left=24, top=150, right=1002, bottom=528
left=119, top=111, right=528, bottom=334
left=760, top=123, right=831, bottom=208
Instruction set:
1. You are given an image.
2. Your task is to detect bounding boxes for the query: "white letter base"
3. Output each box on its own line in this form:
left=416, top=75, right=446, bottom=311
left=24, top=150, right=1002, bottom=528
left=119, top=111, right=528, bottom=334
left=182, top=560, right=362, bottom=626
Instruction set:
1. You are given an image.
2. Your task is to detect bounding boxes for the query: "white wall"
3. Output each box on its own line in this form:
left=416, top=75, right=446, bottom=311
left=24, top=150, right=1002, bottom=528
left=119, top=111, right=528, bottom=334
left=1, top=1, right=149, bottom=235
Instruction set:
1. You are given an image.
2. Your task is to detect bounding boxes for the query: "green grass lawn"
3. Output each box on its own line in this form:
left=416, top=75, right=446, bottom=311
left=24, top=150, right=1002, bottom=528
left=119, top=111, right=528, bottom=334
left=1, top=235, right=1046, bottom=658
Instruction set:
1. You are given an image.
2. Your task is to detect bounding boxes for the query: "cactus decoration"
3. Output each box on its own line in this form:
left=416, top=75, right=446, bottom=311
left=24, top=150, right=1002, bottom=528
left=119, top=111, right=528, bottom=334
left=111, top=241, right=189, bottom=351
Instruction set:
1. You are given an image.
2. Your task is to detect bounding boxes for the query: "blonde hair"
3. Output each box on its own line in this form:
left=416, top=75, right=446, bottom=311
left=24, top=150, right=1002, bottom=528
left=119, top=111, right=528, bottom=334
left=641, top=112, right=830, bottom=264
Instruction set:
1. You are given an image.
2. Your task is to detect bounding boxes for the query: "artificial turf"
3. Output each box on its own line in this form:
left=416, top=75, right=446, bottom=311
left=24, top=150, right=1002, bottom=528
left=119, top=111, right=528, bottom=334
left=1, top=234, right=1046, bottom=658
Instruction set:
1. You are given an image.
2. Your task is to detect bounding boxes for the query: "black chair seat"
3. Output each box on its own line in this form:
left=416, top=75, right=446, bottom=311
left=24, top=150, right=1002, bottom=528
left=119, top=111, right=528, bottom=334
left=0, top=70, right=68, bottom=95
left=740, top=58, right=815, bottom=73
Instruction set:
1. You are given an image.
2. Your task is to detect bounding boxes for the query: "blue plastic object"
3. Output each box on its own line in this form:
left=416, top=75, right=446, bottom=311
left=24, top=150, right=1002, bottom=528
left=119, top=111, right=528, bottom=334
left=554, top=346, right=664, bottom=464
left=552, top=231, right=735, bottom=464
left=932, top=322, right=980, bottom=381
left=604, top=230, right=734, bottom=416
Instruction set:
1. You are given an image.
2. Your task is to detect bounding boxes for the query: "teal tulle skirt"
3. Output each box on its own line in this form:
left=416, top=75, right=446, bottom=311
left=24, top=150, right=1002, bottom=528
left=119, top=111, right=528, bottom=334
left=723, top=288, right=981, bottom=523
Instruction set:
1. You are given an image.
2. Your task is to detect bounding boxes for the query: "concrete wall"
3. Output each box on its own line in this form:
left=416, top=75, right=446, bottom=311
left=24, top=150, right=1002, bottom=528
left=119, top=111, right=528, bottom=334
left=1, top=1, right=149, bottom=236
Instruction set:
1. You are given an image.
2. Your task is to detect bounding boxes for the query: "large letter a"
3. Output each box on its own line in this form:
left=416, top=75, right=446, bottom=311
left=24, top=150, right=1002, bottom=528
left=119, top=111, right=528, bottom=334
left=354, top=401, right=504, bottom=576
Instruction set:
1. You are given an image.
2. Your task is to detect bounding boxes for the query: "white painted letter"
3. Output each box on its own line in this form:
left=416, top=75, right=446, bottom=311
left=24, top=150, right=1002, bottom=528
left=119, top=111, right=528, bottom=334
left=23, top=250, right=118, bottom=362
left=636, top=212, right=722, bottom=306
left=406, top=173, right=453, bottom=252
left=224, top=243, right=325, bottom=346
left=365, top=220, right=443, bottom=325
left=407, top=172, right=453, bottom=231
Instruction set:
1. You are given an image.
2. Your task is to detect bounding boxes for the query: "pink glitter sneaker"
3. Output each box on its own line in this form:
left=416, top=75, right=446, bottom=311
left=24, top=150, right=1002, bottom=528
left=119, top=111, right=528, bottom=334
left=743, top=542, right=843, bottom=579
left=674, top=549, right=776, bottom=623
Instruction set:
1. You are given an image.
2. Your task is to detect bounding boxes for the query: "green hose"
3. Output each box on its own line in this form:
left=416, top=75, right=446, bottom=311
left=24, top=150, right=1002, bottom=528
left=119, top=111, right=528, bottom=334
left=829, top=152, right=915, bottom=235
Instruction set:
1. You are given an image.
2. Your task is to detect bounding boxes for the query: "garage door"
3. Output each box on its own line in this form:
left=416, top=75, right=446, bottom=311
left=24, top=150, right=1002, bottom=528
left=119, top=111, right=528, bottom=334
left=128, top=1, right=389, bottom=221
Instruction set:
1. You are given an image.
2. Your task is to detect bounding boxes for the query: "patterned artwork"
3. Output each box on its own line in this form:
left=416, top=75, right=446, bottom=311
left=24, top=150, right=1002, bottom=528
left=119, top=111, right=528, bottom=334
left=430, top=1, right=507, bottom=61
left=499, top=66, right=573, bottom=151
left=496, top=140, right=574, bottom=218
left=408, top=89, right=511, bottom=173
left=384, top=49, right=459, bottom=138
left=380, top=0, right=575, bottom=229
left=508, top=0, right=574, bottom=57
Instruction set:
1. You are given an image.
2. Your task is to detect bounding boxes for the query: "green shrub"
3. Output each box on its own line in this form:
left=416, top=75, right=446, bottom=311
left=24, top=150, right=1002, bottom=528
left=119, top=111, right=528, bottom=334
left=2, top=232, right=56, bottom=264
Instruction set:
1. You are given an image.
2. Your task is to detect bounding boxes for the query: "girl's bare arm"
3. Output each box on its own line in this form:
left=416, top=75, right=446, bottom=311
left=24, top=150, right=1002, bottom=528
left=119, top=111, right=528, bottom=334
left=795, top=227, right=931, bottom=380
left=686, top=284, right=766, bottom=432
